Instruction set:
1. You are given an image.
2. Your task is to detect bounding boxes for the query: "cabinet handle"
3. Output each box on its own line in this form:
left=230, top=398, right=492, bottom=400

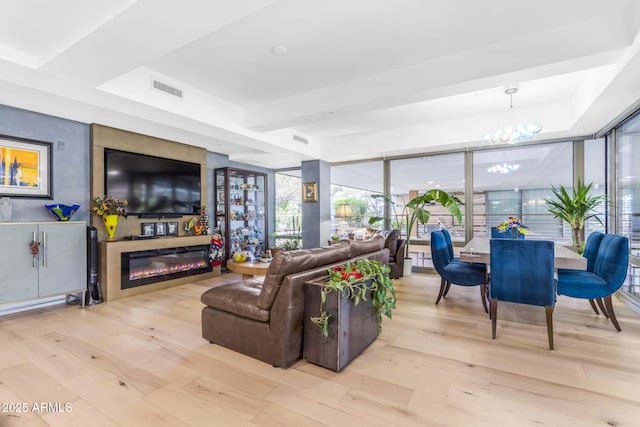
left=41, top=231, right=46, bottom=267
left=33, top=231, right=37, bottom=268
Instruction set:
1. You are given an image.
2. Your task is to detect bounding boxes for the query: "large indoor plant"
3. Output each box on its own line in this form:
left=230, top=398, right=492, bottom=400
left=369, top=189, right=463, bottom=258
left=405, top=189, right=463, bottom=257
left=309, top=259, right=396, bottom=338
left=545, top=179, right=606, bottom=254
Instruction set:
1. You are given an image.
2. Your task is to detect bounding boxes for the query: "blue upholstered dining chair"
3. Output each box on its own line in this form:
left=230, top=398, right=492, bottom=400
left=440, top=228, right=458, bottom=261
left=490, top=227, right=504, bottom=238
left=489, top=239, right=556, bottom=350
left=558, top=231, right=605, bottom=315
left=556, top=233, right=629, bottom=331
left=431, top=230, right=488, bottom=313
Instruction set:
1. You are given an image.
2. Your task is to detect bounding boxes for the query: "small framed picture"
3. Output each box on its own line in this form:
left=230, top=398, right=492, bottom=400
left=141, top=223, right=155, bottom=237
left=302, top=182, right=318, bottom=203
left=155, top=222, right=167, bottom=237
left=166, top=221, right=178, bottom=236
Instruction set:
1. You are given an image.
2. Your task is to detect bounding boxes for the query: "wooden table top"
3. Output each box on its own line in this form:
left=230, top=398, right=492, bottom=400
left=459, top=237, right=586, bottom=270
left=226, top=259, right=271, bottom=276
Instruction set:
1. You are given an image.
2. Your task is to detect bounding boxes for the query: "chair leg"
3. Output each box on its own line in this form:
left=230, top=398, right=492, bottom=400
left=545, top=306, right=554, bottom=350
left=603, top=295, right=622, bottom=332
left=443, top=281, right=452, bottom=297
left=490, top=299, right=498, bottom=339
left=596, top=298, right=609, bottom=318
left=435, top=278, right=447, bottom=305
left=480, top=284, right=488, bottom=313
left=588, top=299, right=600, bottom=315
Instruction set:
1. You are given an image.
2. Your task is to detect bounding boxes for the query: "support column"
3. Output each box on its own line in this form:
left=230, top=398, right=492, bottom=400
left=301, top=160, right=332, bottom=248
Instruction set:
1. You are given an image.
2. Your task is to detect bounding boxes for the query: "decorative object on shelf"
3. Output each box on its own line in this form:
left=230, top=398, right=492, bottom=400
left=302, top=182, right=318, bottom=203
left=141, top=223, right=155, bottom=237
left=496, top=216, right=528, bottom=238
left=482, top=85, right=542, bottom=144
left=103, top=215, right=119, bottom=241
left=155, top=222, right=167, bottom=237
left=309, top=259, right=395, bottom=338
left=545, top=179, right=606, bottom=254
left=209, top=233, right=224, bottom=266
left=200, top=206, right=210, bottom=235
left=166, top=221, right=178, bottom=237
left=184, top=217, right=203, bottom=235
left=93, top=196, right=128, bottom=241
left=0, top=135, right=52, bottom=198
left=45, top=203, right=80, bottom=221
left=233, top=251, right=248, bottom=263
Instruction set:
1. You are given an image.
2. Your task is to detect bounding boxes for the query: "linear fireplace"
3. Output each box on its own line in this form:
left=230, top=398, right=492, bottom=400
left=121, top=244, right=212, bottom=289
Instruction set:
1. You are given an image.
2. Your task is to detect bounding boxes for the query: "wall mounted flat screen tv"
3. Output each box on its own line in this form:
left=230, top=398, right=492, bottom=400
left=104, top=148, right=201, bottom=217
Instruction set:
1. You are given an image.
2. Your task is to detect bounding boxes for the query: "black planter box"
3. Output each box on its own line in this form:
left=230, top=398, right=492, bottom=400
left=303, top=277, right=379, bottom=372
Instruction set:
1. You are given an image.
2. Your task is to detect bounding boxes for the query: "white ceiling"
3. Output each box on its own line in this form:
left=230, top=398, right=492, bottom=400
left=1, top=0, right=640, bottom=169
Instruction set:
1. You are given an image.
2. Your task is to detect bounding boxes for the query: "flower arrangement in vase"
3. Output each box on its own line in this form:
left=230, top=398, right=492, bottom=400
left=497, top=216, right=528, bottom=238
left=93, top=196, right=128, bottom=240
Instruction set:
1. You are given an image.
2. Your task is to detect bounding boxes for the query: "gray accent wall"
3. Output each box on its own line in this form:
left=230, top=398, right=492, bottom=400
left=301, top=159, right=331, bottom=248
left=0, top=104, right=90, bottom=222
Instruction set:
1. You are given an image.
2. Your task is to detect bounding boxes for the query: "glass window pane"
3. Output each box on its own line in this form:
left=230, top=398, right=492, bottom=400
left=473, top=142, right=573, bottom=242
left=331, top=161, right=383, bottom=237
left=274, top=171, right=302, bottom=247
left=390, top=154, right=465, bottom=268
left=616, top=112, right=640, bottom=300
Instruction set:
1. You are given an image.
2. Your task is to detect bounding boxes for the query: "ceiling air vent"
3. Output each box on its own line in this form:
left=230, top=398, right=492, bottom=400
left=293, top=134, right=308, bottom=144
left=152, top=79, right=183, bottom=98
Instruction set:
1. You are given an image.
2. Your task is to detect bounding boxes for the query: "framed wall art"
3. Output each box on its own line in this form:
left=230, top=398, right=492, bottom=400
left=0, top=135, right=52, bottom=198
left=302, top=182, right=318, bottom=203
left=166, top=221, right=178, bottom=236
left=155, top=222, right=167, bottom=237
left=141, top=223, right=155, bottom=237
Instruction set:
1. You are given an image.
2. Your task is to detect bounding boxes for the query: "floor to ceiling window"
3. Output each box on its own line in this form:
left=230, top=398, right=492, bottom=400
left=584, top=138, right=607, bottom=236
left=390, top=154, right=465, bottom=268
left=473, top=142, right=573, bottom=243
left=616, top=112, right=640, bottom=300
left=273, top=170, right=302, bottom=249
left=330, top=161, right=383, bottom=237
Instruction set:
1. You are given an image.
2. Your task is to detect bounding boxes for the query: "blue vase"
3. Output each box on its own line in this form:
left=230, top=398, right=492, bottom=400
left=506, top=228, right=523, bottom=239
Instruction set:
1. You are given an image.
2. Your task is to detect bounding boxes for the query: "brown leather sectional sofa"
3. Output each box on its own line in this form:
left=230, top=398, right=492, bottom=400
left=201, top=236, right=389, bottom=368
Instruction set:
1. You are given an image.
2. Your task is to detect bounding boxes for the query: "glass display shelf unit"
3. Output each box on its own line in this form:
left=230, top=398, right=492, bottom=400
left=214, top=167, right=267, bottom=264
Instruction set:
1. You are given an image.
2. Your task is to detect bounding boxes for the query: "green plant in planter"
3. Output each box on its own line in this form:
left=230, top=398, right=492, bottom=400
left=309, top=259, right=396, bottom=338
left=369, top=189, right=463, bottom=258
left=545, top=179, right=606, bottom=254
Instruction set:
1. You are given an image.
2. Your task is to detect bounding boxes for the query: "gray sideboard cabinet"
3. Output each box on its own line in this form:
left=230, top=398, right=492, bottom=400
left=0, top=221, right=87, bottom=305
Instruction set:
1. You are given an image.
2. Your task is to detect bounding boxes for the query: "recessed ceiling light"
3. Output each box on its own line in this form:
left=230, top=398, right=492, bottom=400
left=271, top=45, right=288, bottom=56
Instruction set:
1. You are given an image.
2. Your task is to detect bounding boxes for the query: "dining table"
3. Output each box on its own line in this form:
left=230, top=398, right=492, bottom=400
left=459, top=237, right=586, bottom=271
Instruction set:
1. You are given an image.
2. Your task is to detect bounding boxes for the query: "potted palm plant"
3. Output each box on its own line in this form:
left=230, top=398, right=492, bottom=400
left=545, top=179, right=606, bottom=254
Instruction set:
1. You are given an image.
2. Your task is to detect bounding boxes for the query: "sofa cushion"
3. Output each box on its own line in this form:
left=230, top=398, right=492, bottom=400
left=201, top=279, right=269, bottom=322
left=384, top=229, right=400, bottom=261
left=349, top=235, right=386, bottom=257
left=257, top=243, right=352, bottom=310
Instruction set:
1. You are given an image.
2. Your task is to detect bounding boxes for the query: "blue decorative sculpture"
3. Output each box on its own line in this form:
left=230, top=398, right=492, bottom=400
left=45, top=204, right=80, bottom=221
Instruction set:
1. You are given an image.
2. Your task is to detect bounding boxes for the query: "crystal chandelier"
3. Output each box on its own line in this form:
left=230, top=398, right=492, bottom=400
left=487, top=162, right=520, bottom=174
left=483, top=86, right=542, bottom=144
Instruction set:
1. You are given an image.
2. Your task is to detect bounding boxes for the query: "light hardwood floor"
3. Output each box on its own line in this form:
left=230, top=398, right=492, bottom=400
left=1, top=272, right=640, bottom=426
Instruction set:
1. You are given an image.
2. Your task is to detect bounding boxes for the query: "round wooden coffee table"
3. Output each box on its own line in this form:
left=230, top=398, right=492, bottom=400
left=227, top=260, right=270, bottom=279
